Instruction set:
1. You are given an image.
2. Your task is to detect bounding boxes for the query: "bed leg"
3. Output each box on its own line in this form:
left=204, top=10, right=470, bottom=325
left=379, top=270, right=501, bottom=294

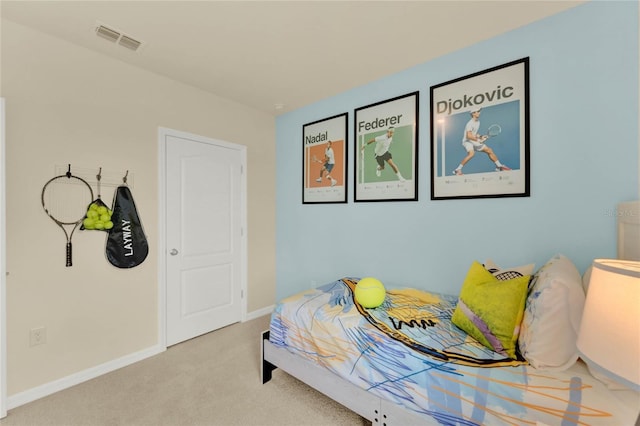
left=262, top=358, right=276, bottom=384
left=261, top=330, right=277, bottom=384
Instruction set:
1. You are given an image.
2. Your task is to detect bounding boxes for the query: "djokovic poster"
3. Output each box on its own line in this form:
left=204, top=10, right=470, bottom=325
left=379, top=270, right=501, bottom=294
left=430, top=58, right=530, bottom=200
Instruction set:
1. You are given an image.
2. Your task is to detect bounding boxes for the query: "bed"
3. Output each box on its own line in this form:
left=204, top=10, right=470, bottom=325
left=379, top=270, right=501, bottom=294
left=261, top=202, right=640, bottom=425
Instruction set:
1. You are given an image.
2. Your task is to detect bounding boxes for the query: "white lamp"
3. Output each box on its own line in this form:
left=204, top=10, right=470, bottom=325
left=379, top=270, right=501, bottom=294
left=577, top=259, right=640, bottom=391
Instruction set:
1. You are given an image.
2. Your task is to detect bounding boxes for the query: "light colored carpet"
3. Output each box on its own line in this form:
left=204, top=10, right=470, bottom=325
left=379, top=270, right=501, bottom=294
left=0, top=315, right=370, bottom=426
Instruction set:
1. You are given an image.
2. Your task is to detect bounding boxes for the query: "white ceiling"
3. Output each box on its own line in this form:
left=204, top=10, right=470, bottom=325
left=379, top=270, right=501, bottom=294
left=1, top=1, right=584, bottom=115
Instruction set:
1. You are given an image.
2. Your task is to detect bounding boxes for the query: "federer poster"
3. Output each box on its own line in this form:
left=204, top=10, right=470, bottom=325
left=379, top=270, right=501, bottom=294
left=355, top=92, right=418, bottom=202
left=430, top=58, right=530, bottom=200
left=303, top=113, right=347, bottom=204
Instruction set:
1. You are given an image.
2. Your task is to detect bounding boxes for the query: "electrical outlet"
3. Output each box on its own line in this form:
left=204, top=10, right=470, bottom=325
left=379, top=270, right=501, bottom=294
left=30, top=327, right=46, bottom=347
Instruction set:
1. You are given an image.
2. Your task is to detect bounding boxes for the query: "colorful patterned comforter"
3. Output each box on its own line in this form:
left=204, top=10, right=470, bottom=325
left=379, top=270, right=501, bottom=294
left=269, top=278, right=638, bottom=425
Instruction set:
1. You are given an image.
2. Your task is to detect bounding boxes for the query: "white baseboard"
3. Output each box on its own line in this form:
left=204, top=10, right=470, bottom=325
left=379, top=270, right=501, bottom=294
left=7, top=306, right=274, bottom=410
left=245, top=305, right=274, bottom=321
left=7, top=344, right=165, bottom=410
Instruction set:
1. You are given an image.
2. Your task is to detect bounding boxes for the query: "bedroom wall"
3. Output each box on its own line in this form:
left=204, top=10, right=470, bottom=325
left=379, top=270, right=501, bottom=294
left=0, top=19, right=276, bottom=397
left=275, top=1, right=639, bottom=300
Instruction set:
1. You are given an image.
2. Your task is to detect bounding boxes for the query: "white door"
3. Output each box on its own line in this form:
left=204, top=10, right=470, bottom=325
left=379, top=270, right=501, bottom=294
left=163, top=129, right=245, bottom=346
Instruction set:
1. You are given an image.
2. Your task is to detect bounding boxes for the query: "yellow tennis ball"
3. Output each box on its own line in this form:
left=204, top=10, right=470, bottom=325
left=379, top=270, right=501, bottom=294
left=355, top=277, right=386, bottom=308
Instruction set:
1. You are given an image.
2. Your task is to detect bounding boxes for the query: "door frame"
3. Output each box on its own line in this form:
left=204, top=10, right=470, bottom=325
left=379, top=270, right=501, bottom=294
left=157, top=127, right=247, bottom=349
left=1, top=98, right=7, bottom=418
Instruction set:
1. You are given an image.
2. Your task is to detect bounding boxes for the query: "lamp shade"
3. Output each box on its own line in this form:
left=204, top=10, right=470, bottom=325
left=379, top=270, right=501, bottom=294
left=576, top=259, right=640, bottom=391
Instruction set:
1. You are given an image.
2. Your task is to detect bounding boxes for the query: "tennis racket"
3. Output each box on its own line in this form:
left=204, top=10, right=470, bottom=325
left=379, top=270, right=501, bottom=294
left=484, top=124, right=502, bottom=140
left=41, top=167, right=94, bottom=267
left=311, top=155, right=323, bottom=164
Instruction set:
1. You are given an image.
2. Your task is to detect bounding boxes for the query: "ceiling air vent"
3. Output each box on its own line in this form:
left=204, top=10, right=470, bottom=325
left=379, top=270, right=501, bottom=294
left=95, top=23, right=144, bottom=52
left=96, top=25, right=120, bottom=43
left=118, top=35, right=142, bottom=51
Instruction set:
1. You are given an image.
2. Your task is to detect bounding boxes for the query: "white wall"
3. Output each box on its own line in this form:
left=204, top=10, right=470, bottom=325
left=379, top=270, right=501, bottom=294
left=275, top=2, right=639, bottom=300
left=1, top=19, right=276, bottom=397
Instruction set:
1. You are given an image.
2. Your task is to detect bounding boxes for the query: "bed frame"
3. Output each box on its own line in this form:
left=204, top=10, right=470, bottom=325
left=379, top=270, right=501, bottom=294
left=261, top=330, right=430, bottom=426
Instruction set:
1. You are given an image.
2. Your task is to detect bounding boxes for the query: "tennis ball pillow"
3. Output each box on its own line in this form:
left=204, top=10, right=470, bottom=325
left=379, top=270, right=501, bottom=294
left=355, top=277, right=386, bottom=308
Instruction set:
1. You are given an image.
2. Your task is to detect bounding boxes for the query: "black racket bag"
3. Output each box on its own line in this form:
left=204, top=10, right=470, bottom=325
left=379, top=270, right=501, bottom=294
left=106, top=185, right=148, bottom=268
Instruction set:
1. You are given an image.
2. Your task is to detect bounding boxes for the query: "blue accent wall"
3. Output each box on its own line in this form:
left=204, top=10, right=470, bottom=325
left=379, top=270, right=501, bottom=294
left=275, top=2, right=639, bottom=300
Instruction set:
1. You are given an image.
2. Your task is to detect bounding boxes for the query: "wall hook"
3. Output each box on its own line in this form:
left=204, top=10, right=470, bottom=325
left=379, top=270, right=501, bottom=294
left=96, top=167, right=103, bottom=198
left=123, top=170, right=129, bottom=184
left=66, top=164, right=72, bottom=178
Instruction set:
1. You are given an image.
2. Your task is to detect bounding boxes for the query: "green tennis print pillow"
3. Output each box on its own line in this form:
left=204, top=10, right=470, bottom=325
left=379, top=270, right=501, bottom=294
left=452, top=261, right=529, bottom=359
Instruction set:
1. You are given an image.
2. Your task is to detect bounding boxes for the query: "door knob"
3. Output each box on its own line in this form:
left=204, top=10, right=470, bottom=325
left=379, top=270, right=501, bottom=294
left=170, top=248, right=179, bottom=256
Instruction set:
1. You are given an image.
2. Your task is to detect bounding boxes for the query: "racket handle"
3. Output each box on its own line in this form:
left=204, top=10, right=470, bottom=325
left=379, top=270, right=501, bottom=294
left=66, top=242, right=72, bottom=267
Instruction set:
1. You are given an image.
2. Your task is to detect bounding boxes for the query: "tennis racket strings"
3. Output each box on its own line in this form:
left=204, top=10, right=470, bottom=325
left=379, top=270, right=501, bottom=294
left=487, top=124, right=502, bottom=137
left=42, top=177, right=92, bottom=223
left=42, top=173, right=93, bottom=266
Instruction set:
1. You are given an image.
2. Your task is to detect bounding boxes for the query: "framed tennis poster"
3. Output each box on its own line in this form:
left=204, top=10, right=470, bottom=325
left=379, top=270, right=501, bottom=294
left=355, top=92, right=418, bottom=202
left=303, top=112, right=348, bottom=204
left=430, top=58, right=530, bottom=200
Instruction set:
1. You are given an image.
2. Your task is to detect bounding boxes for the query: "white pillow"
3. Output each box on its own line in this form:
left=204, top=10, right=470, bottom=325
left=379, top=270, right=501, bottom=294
left=518, top=254, right=586, bottom=370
